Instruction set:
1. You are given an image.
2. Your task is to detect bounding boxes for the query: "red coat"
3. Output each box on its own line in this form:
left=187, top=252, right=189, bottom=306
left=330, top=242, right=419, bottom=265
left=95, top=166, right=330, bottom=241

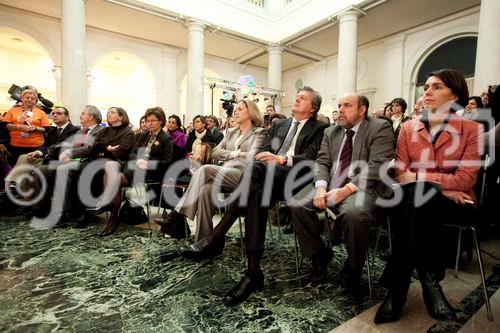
left=395, top=113, right=483, bottom=199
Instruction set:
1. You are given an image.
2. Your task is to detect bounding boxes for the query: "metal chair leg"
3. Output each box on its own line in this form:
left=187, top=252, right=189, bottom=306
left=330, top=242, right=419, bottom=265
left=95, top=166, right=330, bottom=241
left=292, top=218, right=301, bottom=275
left=366, top=249, right=372, bottom=298
left=238, top=216, right=245, bottom=258
left=454, top=228, right=462, bottom=279
left=386, top=217, right=392, bottom=255
left=471, top=226, right=493, bottom=321
left=373, top=225, right=383, bottom=263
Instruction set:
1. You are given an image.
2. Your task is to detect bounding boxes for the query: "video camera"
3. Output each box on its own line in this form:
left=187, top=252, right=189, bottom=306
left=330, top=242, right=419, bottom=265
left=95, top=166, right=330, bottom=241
left=8, top=84, right=54, bottom=114
left=220, top=92, right=236, bottom=117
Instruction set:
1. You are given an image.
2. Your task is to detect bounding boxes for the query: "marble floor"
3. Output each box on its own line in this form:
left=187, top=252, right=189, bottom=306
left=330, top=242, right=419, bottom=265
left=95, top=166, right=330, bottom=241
left=0, top=208, right=499, bottom=333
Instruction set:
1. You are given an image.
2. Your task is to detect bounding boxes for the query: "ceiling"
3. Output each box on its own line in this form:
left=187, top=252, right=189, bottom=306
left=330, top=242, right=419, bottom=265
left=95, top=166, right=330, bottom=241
left=0, top=0, right=481, bottom=71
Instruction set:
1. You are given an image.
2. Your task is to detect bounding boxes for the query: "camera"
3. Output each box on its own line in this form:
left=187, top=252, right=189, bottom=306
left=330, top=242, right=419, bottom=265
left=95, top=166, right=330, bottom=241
left=8, top=84, right=54, bottom=114
left=220, top=92, right=236, bottom=117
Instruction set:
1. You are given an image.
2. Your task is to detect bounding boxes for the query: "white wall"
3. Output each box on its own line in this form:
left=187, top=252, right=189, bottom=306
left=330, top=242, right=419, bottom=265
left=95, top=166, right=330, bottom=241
left=282, top=7, right=480, bottom=117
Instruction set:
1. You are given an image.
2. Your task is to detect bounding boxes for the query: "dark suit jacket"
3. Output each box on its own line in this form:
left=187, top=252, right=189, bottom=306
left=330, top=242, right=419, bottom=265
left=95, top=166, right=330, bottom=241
left=43, top=123, right=80, bottom=160
left=130, top=130, right=173, bottom=178
left=315, top=117, right=395, bottom=198
left=210, top=128, right=224, bottom=145
left=261, top=117, right=328, bottom=166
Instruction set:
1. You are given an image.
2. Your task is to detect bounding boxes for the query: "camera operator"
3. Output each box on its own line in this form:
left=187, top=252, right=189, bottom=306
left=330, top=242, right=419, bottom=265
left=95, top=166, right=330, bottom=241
left=2, top=87, right=50, bottom=165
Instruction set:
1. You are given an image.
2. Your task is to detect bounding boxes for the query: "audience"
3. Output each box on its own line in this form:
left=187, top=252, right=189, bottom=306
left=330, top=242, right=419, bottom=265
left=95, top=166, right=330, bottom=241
left=95, top=107, right=173, bottom=236
left=456, top=96, right=483, bottom=120
left=206, top=115, right=224, bottom=144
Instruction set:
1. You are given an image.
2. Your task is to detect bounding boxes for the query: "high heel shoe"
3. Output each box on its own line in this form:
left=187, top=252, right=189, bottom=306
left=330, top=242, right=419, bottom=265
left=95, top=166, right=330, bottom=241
left=99, top=214, right=120, bottom=237
left=87, top=202, right=112, bottom=215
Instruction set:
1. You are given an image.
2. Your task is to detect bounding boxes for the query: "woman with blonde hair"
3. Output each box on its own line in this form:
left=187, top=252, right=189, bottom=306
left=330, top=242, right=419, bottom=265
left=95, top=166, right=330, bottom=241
left=155, top=99, right=266, bottom=242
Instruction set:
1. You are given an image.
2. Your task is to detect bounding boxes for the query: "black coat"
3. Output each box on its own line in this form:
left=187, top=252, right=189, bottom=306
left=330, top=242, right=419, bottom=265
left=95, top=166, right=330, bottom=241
left=43, top=123, right=80, bottom=161
left=126, top=130, right=173, bottom=182
left=185, top=130, right=215, bottom=154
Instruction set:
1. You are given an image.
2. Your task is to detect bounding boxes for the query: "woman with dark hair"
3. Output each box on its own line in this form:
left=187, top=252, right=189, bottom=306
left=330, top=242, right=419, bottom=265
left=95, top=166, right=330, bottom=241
left=184, top=115, right=215, bottom=154
left=166, top=114, right=187, bottom=161
left=374, top=69, right=483, bottom=324
left=88, top=107, right=135, bottom=161
left=93, top=107, right=173, bottom=236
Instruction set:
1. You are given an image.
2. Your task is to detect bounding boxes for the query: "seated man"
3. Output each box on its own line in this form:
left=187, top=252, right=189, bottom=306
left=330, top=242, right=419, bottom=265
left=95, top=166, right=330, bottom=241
left=290, top=92, right=394, bottom=291
left=180, top=86, right=328, bottom=306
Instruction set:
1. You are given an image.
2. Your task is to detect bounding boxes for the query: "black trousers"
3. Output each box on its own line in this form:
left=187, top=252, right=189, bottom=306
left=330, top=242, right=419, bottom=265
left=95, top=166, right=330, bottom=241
left=380, top=182, right=474, bottom=288
left=227, top=161, right=312, bottom=254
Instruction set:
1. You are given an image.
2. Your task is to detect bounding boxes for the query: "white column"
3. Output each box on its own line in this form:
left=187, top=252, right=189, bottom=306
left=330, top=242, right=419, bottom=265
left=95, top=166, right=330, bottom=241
left=158, top=50, right=179, bottom=116
left=186, top=21, right=205, bottom=121
left=267, top=44, right=283, bottom=109
left=61, top=0, right=87, bottom=123
left=336, top=7, right=364, bottom=97
left=473, top=0, right=500, bottom=95
left=383, top=35, right=406, bottom=101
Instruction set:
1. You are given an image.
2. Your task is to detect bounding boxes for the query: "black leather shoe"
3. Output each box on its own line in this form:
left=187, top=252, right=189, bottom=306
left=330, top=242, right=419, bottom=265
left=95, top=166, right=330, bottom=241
left=179, top=237, right=224, bottom=261
left=420, top=275, right=457, bottom=321
left=282, top=223, right=294, bottom=234
left=374, top=288, right=408, bottom=324
left=310, top=248, right=334, bottom=286
left=223, top=270, right=264, bottom=306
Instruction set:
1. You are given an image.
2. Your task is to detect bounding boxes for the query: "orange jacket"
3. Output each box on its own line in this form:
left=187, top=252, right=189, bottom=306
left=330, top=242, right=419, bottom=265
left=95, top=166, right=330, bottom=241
left=395, top=113, right=483, bottom=198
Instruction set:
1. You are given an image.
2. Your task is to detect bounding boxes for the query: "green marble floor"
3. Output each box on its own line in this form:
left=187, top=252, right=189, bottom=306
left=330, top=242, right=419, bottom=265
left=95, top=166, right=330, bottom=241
left=0, top=216, right=387, bottom=333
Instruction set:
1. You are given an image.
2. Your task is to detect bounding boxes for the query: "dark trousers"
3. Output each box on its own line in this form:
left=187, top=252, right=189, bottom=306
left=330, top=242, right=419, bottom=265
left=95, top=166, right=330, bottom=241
left=227, top=161, right=310, bottom=255
left=290, top=183, right=377, bottom=272
left=380, top=182, right=474, bottom=288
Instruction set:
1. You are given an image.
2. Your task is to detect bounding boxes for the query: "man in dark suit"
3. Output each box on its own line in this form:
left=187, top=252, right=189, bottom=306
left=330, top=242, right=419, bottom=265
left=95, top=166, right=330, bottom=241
left=42, top=106, right=79, bottom=161
left=32, top=105, right=103, bottom=226
left=206, top=115, right=224, bottom=144
left=290, top=93, right=394, bottom=291
left=180, top=86, right=328, bottom=305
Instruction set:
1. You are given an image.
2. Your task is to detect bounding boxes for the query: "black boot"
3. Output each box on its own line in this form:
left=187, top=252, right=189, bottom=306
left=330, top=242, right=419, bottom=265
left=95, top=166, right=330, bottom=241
left=310, top=248, right=334, bottom=286
left=374, top=285, right=409, bottom=324
left=419, top=272, right=457, bottom=321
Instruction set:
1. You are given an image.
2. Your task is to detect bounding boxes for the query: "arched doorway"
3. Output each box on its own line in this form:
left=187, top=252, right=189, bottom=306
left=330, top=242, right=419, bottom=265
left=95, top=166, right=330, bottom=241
left=89, top=51, right=156, bottom=128
left=414, top=36, right=477, bottom=104
left=0, top=27, right=56, bottom=114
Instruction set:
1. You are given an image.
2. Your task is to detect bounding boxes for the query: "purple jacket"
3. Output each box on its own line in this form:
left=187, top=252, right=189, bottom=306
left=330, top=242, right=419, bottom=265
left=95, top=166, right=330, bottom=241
left=168, top=129, right=187, bottom=148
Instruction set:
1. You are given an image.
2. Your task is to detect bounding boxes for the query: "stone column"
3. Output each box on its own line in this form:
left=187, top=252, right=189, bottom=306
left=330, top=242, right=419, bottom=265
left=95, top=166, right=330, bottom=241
left=186, top=21, right=205, bottom=121
left=473, top=0, right=500, bottom=95
left=61, top=0, right=87, bottom=123
left=384, top=35, right=406, bottom=101
left=157, top=49, right=179, bottom=117
left=336, top=6, right=364, bottom=97
left=267, top=44, right=283, bottom=109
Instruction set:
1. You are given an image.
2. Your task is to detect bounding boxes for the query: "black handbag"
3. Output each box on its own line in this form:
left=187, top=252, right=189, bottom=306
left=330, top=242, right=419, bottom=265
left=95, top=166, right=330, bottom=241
left=118, top=199, right=148, bottom=225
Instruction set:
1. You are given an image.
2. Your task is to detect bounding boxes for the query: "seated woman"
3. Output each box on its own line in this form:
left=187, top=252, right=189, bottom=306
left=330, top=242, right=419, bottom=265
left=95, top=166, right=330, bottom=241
left=166, top=114, right=187, bottom=161
left=154, top=99, right=265, bottom=242
left=374, top=69, right=483, bottom=324
left=184, top=115, right=215, bottom=154
left=3, top=87, right=50, bottom=166
left=96, top=107, right=173, bottom=236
